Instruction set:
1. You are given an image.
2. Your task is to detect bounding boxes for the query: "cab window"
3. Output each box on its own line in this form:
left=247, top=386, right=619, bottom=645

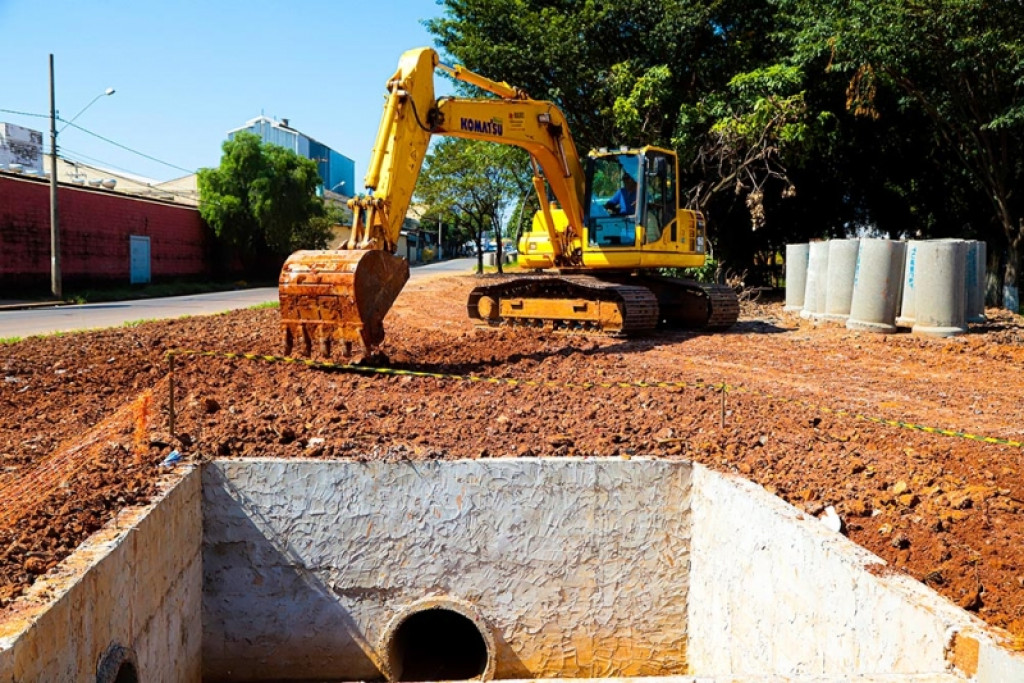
left=642, top=152, right=675, bottom=245
left=587, top=154, right=639, bottom=248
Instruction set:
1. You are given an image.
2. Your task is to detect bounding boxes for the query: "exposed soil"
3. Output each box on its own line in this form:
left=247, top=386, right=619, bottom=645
left=2, top=272, right=1024, bottom=644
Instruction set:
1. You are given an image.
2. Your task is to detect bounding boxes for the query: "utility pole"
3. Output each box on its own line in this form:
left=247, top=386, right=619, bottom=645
left=48, top=53, right=61, bottom=299
left=438, top=218, right=443, bottom=260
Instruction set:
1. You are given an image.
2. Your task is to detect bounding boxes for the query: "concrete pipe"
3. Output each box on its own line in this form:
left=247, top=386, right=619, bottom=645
left=966, top=240, right=987, bottom=323
left=801, top=241, right=830, bottom=319
left=379, top=595, right=496, bottom=682
left=784, top=243, right=810, bottom=312
left=912, top=239, right=968, bottom=337
left=895, top=240, right=921, bottom=328
left=824, top=239, right=860, bottom=320
left=846, top=239, right=906, bottom=334
left=1006, top=284, right=1020, bottom=313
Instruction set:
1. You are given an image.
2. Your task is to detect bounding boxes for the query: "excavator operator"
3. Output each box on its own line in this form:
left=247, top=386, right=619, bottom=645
left=604, top=174, right=638, bottom=216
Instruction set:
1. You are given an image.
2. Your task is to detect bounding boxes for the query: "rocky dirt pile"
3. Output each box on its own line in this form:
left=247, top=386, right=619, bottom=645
left=2, top=273, right=1024, bottom=645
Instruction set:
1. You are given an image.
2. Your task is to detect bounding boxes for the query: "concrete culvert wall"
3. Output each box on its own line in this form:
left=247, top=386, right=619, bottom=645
left=201, top=458, right=692, bottom=682
left=0, top=467, right=203, bottom=682
left=7, top=457, right=1024, bottom=681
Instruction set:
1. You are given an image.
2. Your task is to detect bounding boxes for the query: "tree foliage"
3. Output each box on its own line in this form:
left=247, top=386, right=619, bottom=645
left=198, top=132, right=329, bottom=259
left=415, top=137, right=529, bottom=273
left=428, top=0, right=814, bottom=267
left=428, top=0, right=771, bottom=151
left=427, top=0, right=1024, bottom=297
left=781, top=0, right=1024, bottom=295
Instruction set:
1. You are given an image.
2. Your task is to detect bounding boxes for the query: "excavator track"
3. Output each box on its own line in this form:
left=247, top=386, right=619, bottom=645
left=632, top=275, right=740, bottom=330
left=467, top=274, right=738, bottom=334
left=468, top=275, right=659, bottom=334
left=701, top=282, right=741, bottom=329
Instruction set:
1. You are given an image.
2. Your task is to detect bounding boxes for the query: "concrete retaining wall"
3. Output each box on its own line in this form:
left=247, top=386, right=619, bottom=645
left=202, top=458, right=693, bottom=682
left=0, top=466, right=203, bottom=682
left=5, top=457, right=1024, bottom=682
left=686, top=465, right=1022, bottom=680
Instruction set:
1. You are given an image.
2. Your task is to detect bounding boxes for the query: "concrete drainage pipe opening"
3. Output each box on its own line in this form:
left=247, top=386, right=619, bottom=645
left=382, top=599, right=495, bottom=682
left=96, top=644, right=140, bottom=683
left=111, top=664, right=139, bottom=683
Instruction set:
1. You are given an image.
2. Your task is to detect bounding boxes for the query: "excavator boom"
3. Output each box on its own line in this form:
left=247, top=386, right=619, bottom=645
left=280, top=47, right=591, bottom=359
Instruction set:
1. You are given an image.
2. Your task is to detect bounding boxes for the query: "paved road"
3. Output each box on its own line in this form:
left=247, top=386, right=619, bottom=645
left=0, top=257, right=478, bottom=339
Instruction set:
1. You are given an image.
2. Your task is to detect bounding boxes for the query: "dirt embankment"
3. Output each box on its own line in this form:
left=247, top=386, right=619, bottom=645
left=2, top=273, right=1024, bottom=644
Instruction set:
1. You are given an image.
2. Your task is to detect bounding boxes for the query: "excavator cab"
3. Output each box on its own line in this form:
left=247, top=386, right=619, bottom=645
left=583, top=148, right=684, bottom=252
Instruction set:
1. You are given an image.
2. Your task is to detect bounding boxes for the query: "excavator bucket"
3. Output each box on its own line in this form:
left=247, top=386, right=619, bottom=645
left=279, top=250, right=410, bottom=360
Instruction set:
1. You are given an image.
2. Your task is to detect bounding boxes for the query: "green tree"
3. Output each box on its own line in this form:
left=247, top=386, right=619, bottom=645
left=429, top=0, right=776, bottom=151
left=782, top=0, right=1024, bottom=303
left=415, top=138, right=528, bottom=274
left=198, top=132, right=329, bottom=263
left=428, top=0, right=809, bottom=268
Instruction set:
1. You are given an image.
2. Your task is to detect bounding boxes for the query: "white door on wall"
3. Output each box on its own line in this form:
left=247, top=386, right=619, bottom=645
left=130, top=235, right=151, bottom=284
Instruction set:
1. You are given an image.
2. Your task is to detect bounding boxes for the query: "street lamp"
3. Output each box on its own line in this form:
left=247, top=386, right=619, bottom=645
left=48, top=53, right=115, bottom=299
left=59, top=87, right=115, bottom=133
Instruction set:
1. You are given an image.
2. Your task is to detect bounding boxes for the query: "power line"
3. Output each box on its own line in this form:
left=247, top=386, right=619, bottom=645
left=0, top=107, right=198, bottom=175
left=0, top=108, right=49, bottom=120
left=58, top=146, right=150, bottom=177
left=61, top=121, right=195, bottom=175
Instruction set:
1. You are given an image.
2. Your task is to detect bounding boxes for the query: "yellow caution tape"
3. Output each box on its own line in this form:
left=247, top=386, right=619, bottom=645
left=166, top=349, right=1024, bottom=449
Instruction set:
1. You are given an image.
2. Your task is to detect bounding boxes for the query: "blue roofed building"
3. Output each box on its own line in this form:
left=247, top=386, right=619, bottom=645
left=227, top=116, right=354, bottom=197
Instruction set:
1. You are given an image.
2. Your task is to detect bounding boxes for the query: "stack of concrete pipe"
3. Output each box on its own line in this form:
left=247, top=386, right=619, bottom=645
left=824, top=239, right=860, bottom=320
left=847, top=239, right=906, bottom=333
left=785, top=238, right=987, bottom=337
left=798, top=241, right=830, bottom=320
left=783, top=243, right=809, bottom=312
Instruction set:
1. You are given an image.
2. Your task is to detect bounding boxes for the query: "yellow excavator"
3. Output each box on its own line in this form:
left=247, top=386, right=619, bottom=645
left=279, top=47, right=738, bottom=358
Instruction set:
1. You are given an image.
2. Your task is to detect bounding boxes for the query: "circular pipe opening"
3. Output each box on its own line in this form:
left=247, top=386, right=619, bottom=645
left=96, top=644, right=139, bottom=683
left=381, top=597, right=495, bottom=682
left=112, top=662, right=139, bottom=683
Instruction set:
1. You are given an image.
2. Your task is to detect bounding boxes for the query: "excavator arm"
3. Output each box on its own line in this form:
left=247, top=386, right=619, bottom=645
left=280, top=47, right=590, bottom=359
left=350, top=47, right=587, bottom=265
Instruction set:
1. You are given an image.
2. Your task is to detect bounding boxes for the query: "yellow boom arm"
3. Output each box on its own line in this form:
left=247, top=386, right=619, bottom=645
left=349, top=47, right=587, bottom=268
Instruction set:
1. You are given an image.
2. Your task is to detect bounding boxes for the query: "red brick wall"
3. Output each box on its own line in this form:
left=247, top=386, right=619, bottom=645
left=0, top=173, right=213, bottom=291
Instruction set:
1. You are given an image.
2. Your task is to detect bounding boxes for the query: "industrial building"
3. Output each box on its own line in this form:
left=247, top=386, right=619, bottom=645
left=227, top=115, right=355, bottom=198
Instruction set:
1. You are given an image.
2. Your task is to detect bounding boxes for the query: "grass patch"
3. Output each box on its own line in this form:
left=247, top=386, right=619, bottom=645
left=121, top=318, right=160, bottom=328
left=0, top=336, right=24, bottom=345
left=64, top=279, right=275, bottom=305
left=249, top=301, right=279, bottom=310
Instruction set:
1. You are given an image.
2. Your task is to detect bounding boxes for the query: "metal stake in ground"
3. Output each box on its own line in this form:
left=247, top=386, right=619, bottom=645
left=721, top=381, right=726, bottom=428
left=168, top=353, right=176, bottom=439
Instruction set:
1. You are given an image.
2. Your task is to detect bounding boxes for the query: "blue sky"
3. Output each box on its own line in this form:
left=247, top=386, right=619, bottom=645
left=0, top=0, right=450, bottom=183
